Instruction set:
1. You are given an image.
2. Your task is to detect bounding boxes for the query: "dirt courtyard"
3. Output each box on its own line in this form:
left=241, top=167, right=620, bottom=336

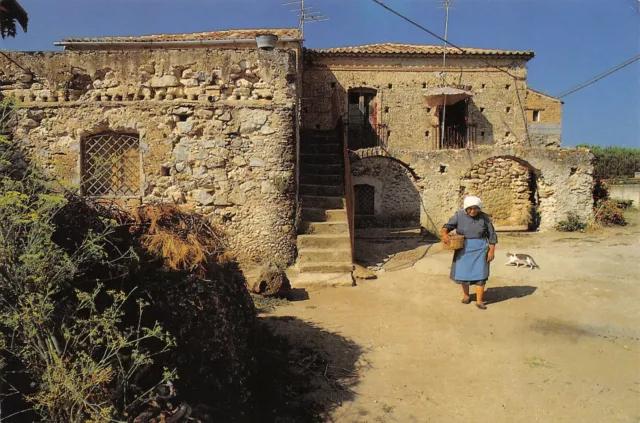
left=267, top=211, right=640, bottom=423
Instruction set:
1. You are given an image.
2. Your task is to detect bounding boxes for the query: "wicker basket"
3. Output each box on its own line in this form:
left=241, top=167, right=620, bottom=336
left=442, top=234, right=465, bottom=251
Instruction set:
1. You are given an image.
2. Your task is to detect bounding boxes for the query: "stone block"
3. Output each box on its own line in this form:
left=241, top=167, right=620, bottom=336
left=149, top=75, right=180, bottom=88
left=192, top=189, right=214, bottom=206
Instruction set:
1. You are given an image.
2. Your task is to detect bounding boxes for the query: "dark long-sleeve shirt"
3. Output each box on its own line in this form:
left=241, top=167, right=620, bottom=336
left=443, top=210, right=498, bottom=245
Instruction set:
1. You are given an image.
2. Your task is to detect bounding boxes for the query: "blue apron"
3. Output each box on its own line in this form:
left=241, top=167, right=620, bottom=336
left=450, top=238, right=490, bottom=283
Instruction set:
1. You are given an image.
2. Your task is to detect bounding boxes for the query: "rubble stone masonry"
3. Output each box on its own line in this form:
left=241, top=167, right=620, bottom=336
left=0, top=47, right=299, bottom=266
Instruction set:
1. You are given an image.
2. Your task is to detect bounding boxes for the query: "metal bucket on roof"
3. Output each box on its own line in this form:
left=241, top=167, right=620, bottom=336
left=256, top=34, right=278, bottom=50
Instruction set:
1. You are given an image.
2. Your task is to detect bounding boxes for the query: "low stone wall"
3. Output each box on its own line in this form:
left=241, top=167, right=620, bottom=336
left=390, top=146, right=593, bottom=233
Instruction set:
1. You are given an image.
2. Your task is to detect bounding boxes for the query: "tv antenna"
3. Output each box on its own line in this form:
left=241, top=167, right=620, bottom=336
left=283, top=0, right=329, bottom=38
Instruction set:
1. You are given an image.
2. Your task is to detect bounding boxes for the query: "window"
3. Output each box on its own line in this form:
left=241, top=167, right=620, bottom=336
left=506, top=107, right=511, bottom=113
left=354, top=184, right=375, bottom=216
left=533, top=110, right=541, bottom=122
left=82, top=132, right=141, bottom=196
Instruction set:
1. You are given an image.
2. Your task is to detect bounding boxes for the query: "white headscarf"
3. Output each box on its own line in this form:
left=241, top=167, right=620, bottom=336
left=463, top=196, right=483, bottom=210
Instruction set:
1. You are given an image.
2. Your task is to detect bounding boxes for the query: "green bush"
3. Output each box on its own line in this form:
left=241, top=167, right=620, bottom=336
left=556, top=212, right=587, bottom=232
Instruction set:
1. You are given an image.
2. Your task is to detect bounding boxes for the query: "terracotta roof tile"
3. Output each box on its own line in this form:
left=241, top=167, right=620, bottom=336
left=61, top=28, right=302, bottom=43
left=307, top=43, right=534, bottom=58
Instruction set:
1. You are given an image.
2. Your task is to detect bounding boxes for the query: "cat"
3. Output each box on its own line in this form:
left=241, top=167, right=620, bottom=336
left=505, top=252, right=539, bottom=270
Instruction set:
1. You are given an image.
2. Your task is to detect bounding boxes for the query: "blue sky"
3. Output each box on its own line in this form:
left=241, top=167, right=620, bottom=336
left=1, top=0, right=639, bottom=148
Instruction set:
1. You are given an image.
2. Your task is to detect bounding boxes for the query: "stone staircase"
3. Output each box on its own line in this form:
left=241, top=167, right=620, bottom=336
left=292, top=130, right=354, bottom=287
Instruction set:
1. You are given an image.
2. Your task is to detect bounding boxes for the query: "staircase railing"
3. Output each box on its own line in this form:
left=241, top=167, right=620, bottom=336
left=330, top=88, right=355, bottom=263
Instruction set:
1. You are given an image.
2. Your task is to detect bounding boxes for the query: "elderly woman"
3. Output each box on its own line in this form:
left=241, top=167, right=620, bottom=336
left=441, top=196, right=498, bottom=310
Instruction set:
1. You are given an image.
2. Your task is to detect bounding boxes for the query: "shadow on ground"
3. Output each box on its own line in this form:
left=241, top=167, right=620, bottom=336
left=473, top=285, right=537, bottom=304
left=354, top=231, right=439, bottom=271
left=251, top=315, right=367, bottom=422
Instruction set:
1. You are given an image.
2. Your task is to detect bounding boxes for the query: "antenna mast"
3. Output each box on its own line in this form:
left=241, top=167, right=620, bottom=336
left=283, top=0, right=329, bottom=38
left=439, top=0, right=451, bottom=149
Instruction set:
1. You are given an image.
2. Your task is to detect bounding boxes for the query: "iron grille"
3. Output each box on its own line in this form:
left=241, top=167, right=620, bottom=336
left=354, top=184, right=375, bottom=216
left=82, top=133, right=141, bottom=196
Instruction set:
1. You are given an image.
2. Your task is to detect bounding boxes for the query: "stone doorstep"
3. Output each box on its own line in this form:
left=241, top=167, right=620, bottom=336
left=287, top=270, right=355, bottom=290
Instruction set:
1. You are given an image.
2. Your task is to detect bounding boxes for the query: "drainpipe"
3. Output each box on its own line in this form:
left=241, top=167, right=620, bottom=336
left=53, top=38, right=301, bottom=50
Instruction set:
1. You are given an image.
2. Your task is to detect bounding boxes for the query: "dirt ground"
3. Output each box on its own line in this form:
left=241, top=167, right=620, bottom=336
left=266, top=210, right=640, bottom=423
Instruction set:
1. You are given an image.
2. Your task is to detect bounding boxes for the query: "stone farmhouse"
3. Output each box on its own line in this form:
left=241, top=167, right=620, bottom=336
left=0, top=28, right=593, bottom=284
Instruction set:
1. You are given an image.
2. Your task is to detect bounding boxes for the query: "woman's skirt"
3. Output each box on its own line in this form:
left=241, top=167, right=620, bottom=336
left=450, top=238, right=490, bottom=286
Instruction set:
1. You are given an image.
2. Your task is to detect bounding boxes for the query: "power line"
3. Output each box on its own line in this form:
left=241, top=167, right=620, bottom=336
left=556, top=54, right=640, bottom=98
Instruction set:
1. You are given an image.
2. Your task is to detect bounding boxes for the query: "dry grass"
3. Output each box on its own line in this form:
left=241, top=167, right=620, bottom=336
left=132, top=205, right=231, bottom=272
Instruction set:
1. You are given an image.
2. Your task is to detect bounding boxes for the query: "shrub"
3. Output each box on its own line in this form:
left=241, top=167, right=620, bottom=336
left=0, top=139, right=175, bottom=421
left=594, top=199, right=627, bottom=227
left=556, top=212, right=587, bottom=232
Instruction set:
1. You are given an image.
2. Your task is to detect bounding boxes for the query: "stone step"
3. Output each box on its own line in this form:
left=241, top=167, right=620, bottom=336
left=299, top=174, right=343, bottom=185
left=298, top=261, right=354, bottom=274
left=300, top=195, right=345, bottom=209
left=297, top=248, right=352, bottom=263
left=287, top=271, right=354, bottom=289
left=302, top=207, right=347, bottom=222
left=297, top=234, right=351, bottom=249
left=300, top=163, right=343, bottom=175
left=299, top=220, right=349, bottom=235
left=300, top=154, right=342, bottom=165
left=299, top=184, right=344, bottom=197
left=300, top=143, right=342, bottom=155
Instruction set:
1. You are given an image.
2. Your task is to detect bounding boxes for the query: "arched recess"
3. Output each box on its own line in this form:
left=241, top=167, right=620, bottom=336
left=351, top=156, right=421, bottom=227
left=460, top=156, right=540, bottom=230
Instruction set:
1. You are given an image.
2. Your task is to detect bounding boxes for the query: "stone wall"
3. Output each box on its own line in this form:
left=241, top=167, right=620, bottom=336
left=0, top=47, right=299, bottom=266
left=389, top=146, right=594, bottom=233
left=526, top=89, right=562, bottom=147
left=461, top=157, right=533, bottom=227
left=302, top=55, right=531, bottom=151
left=351, top=156, right=421, bottom=225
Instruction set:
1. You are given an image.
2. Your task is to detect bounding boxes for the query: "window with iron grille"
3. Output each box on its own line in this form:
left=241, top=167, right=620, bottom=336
left=354, top=184, right=375, bottom=216
left=82, top=132, right=141, bottom=197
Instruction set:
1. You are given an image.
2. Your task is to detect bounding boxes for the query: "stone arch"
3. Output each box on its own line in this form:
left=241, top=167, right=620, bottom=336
left=351, top=156, right=421, bottom=227
left=461, top=156, right=540, bottom=230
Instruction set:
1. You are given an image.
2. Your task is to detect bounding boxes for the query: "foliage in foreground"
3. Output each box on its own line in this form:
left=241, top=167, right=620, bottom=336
left=0, top=132, right=177, bottom=421
left=555, top=212, right=587, bottom=232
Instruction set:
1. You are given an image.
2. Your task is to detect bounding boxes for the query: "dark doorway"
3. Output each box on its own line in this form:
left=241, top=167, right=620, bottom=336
left=439, top=100, right=475, bottom=149
left=347, top=88, right=378, bottom=150
left=354, top=184, right=375, bottom=216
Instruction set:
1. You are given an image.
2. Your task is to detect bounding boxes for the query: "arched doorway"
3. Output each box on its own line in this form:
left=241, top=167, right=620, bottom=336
left=461, top=156, right=540, bottom=230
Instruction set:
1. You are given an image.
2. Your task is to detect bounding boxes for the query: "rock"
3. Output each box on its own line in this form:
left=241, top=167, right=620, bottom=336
left=246, top=264, right=291, bottom=297
left=249, top=158, right=265, bottom=167
left=353, top=264, right=376, bottom=280
left=192, top=189, right=214, bottom=205
left=181, top=78, right=200, bottom=87
left=149, top=75, right=180, bottom=88
left=177, top=121, right=195, bottom=135
left=218, top=111, right=232, bottom=122
left=260, top=124, right=276, bottom=135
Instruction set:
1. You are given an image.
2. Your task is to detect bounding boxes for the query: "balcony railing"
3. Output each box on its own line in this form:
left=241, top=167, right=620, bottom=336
left=438, top=125, right=477, bottom=149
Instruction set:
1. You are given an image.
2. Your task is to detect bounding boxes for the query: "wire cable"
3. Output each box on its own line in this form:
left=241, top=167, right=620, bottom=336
left=556, top=54, right=640, bottom=98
